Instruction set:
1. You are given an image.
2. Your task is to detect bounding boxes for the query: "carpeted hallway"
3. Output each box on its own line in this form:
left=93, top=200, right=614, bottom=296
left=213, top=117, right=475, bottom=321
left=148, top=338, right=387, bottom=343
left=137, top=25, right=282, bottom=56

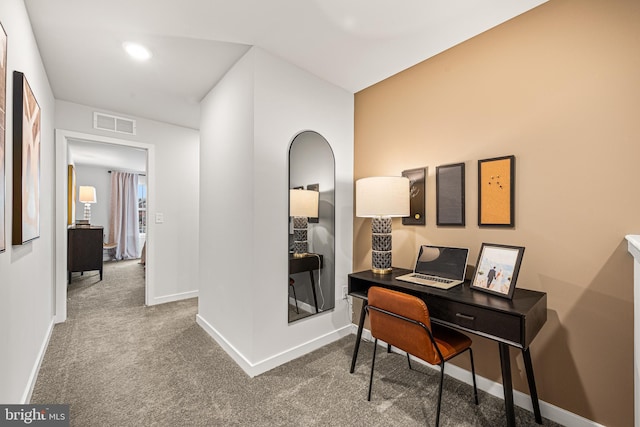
left=31, top=261, right=561, bottom=426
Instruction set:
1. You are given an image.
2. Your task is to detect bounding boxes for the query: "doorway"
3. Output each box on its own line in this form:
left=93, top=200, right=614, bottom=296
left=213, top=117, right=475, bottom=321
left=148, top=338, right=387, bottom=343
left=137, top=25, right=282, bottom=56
left=54, top=129, right=156, bottom=323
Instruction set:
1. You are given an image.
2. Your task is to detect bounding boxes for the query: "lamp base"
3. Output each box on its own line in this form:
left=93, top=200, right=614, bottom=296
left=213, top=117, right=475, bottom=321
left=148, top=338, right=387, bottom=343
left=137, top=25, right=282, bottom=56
left=292, top=216, right=309, bottom=259
left=371, top=217, right=393, bottom=274
left=83, top=203, right=92, bottom=223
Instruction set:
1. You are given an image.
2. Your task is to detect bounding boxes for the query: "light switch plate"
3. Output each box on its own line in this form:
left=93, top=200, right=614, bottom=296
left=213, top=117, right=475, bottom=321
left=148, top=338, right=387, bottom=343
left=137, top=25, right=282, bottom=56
left=155, top=212, right=164, bottom=224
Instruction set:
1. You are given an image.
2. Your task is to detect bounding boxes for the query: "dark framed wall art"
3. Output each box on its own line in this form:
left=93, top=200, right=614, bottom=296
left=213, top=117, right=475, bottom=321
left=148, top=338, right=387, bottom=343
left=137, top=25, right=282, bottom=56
left=0, top=23, right=6, bottom=252
left=402, top=167, right=426, bottom=226
left=306, top=183, right=319, bottom=224
left=436, top=162, right=465, bottom=226
left=12, top=71, right=41, bottom=245
left=478, top=155, right=515, bottom=227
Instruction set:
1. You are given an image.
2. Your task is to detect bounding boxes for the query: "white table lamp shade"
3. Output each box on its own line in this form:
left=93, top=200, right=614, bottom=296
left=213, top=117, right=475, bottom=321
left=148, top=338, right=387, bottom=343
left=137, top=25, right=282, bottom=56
left=290, top=188, right=319, bottom=258
left=78, top=186, right=97, bottom=204
left=356, top=176, right=410, bottom=274
left=290, top=189, right=319, bottom=218
left=78, top=185, right=97, bottom=223
left=356, top=176, right=409, bottom=218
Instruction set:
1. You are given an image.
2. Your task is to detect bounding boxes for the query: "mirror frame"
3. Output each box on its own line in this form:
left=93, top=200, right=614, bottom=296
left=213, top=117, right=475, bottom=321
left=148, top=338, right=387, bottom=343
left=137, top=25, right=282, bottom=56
left=287, top=131, right=336, bottom=323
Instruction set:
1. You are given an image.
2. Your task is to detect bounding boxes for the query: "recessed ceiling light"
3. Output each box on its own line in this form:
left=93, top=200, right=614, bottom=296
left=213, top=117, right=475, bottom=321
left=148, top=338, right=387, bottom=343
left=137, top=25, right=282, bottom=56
left=123, top=42, right=152, bottom=61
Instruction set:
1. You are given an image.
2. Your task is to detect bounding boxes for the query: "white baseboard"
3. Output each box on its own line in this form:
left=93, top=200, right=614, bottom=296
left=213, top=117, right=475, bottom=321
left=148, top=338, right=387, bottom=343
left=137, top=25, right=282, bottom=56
left=196, top=314, right=352, bottom=378
left=288, top=297, right=317, bottom=315
left=352, top=325, right=605, bottom=427
left=24, top=319, right=55, bottom=403
left=150, top=290, right=198, bottom=306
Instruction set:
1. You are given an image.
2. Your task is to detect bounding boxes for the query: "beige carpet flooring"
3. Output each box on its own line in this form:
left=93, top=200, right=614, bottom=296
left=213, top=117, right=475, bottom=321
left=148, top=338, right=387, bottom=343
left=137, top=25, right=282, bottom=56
left=30, top=260, right=562, bottom=426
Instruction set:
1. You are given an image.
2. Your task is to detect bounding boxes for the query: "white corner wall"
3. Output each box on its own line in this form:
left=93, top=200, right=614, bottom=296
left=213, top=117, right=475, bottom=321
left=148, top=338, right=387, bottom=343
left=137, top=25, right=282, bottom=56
left=55, top=101, right=200, bottom=306
left=197, top=47, right=354, bottom=376
left=0, top=0, right=57, bottom=403
left=198, top=50, right=256, bottom=359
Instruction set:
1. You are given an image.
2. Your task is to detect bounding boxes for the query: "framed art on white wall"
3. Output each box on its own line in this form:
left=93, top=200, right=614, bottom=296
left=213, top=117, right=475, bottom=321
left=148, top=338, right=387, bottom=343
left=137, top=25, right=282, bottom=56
left=12, top=71, right=41, bottom=245
left=0, top=23, right=7, bottom=252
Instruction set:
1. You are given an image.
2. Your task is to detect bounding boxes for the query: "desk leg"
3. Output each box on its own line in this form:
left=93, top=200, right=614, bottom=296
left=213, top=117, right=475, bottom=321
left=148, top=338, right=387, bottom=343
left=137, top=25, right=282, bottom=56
left=499, top=343, right=516, bottom=427
left=308, top=271, right=319, bottom=313
left=522, top=347, right=543, bottom=424
left=350, top=301, right=368, bottom=374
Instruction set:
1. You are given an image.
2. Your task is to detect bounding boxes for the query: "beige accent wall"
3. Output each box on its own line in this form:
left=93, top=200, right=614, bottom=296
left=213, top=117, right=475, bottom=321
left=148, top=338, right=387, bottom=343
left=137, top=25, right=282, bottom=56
left=353, top=0, right=640, bottom=425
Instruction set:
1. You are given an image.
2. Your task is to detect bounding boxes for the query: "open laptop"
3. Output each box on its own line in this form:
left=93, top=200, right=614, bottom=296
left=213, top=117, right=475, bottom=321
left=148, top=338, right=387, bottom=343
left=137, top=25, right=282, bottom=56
left=395, top=245, right=469, bottom=289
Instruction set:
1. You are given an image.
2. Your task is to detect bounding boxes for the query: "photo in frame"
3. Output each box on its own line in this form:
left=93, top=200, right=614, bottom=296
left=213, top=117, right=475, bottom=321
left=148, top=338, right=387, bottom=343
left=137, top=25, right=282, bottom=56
left=12, top=71, right=41, bottom=245
left=436, top=162, right=465, bottom=226
left=0, top=23, right=7, bottom=252
left=478, top=155, right=515, bottom=227
left=470, top=243, right=525, bottom=300
left=402, top=167, right=426, bottom=226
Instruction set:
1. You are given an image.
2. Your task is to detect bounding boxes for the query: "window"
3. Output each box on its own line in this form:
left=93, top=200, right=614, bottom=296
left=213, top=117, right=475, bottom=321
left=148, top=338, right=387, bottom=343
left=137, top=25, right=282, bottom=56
left=138, top=181, right=147, bottom=234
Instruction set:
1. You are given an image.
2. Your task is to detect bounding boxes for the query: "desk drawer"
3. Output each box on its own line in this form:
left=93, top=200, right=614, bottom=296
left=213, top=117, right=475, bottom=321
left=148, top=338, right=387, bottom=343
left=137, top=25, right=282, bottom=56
left=427, top=298, right=522, bottom=345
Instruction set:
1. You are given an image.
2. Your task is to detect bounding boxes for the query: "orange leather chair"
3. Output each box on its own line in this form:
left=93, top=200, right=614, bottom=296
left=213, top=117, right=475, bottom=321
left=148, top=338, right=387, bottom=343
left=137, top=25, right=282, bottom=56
left=366, top=286, right=478, bottom=426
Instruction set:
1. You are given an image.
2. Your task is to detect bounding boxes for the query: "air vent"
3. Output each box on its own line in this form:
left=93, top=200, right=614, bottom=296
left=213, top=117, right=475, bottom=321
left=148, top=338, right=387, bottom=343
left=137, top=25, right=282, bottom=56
left=93, top=112, right=136, bottom=135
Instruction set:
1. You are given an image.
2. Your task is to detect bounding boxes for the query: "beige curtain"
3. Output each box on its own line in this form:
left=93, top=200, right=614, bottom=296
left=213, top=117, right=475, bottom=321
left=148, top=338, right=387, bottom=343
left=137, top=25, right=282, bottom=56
left=109, top=172, right=140, bottom=260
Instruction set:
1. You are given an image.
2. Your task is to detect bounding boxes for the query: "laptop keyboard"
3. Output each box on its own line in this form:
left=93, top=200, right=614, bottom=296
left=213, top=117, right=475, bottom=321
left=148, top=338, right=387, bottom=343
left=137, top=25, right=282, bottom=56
left=412, top=274, right=453, bottom=284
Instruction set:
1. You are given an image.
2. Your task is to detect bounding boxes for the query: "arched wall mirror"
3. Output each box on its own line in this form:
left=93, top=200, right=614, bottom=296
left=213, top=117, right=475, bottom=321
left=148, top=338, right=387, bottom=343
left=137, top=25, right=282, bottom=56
left=288, top=131, right=335, bottom=323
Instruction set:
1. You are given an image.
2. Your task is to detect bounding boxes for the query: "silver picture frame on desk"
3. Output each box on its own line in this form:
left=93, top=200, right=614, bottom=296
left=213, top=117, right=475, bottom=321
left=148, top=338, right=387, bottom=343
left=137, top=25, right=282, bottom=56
left=470, top=243, right=525, bottom=300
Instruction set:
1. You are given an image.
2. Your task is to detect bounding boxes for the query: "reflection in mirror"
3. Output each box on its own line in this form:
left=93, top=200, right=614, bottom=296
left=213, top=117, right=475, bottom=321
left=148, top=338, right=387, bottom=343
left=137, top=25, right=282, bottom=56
left=288, top=131, right=335, bottom=323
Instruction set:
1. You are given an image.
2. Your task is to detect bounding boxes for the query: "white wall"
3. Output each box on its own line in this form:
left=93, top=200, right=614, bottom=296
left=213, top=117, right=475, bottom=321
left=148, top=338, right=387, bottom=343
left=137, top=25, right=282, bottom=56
left=73, top=164, right=110, bottom=234
left=197, top=47, right=354, bottom=375
left=55, top=101, right=200, bottom=305
left=0, top=0, right=57, bottom=403
left=198, top=50, right=256, bottom=358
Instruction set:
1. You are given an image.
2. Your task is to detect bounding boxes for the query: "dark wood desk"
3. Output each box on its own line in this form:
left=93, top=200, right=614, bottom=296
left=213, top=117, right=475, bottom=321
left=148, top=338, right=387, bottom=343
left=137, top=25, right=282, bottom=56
left=349, top=268, right=547, bottom=427
left=289, top=253, right=324, bottom=313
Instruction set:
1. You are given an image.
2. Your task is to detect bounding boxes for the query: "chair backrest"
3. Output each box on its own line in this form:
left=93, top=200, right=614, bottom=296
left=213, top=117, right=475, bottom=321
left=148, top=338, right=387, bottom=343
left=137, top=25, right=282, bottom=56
left=368, top=286, right=438, bottom=364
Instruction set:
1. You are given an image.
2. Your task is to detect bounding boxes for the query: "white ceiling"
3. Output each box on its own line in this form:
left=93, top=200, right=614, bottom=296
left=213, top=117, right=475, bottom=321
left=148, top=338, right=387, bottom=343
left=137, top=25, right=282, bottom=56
left=68, top=138, right=147, bottom=173
left=24, top=0, right=547, bottom=132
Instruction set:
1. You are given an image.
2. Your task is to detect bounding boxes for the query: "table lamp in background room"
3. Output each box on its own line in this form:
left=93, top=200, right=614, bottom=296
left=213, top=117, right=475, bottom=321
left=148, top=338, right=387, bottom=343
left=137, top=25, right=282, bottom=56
left=356, top=176, right=410, bottom=274
left=290, top=188, right=319, bottom=258
left=78, top=185, right=97, bottom=224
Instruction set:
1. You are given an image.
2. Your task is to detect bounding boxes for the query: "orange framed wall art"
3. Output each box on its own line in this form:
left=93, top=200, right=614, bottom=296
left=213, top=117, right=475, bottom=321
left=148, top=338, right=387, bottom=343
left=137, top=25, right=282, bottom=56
left=478, top=155, right=515, bottom=227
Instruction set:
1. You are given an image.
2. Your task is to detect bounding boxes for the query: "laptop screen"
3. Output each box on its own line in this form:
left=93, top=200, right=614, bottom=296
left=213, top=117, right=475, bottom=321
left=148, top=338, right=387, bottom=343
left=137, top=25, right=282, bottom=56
left=414, top=245, right=469, bottom=280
